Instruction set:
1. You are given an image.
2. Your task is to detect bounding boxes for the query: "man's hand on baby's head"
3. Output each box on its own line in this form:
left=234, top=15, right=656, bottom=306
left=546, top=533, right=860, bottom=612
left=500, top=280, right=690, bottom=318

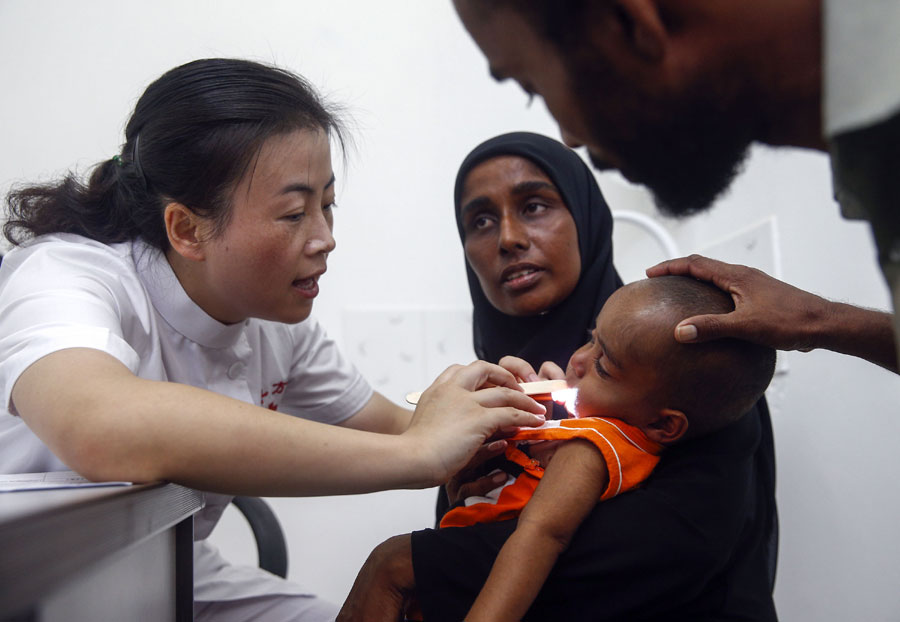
left=646, top=254, right=829, bottom=352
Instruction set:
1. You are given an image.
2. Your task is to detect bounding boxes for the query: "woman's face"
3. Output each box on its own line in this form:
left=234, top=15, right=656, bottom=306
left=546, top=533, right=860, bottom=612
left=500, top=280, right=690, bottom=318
left=194, top=128, right=336, bottom=325
left=460, top=155, right=581, bottom=316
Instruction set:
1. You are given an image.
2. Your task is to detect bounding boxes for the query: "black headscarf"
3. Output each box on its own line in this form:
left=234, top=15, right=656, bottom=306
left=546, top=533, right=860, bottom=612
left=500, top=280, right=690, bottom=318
left=454, top=132, right=623, bottom=371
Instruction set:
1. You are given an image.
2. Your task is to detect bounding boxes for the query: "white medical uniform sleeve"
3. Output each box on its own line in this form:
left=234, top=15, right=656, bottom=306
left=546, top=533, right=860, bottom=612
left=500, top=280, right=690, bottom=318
left=277, top=317, right=373, bottom=425
left=0, top=238, right=143, bottom=414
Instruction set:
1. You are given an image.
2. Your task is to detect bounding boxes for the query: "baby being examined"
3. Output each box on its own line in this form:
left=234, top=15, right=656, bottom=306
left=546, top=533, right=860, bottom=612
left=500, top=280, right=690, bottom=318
left=442, top=275, right=776, bottom=622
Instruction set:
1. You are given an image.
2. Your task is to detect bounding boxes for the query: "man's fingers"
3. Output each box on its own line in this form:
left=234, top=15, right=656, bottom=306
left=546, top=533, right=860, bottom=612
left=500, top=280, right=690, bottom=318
left=646, top=254, right=721, bottom=278
left=646, top=254, right=742, bottom=292
left=674, top=312, right=743, bottom=343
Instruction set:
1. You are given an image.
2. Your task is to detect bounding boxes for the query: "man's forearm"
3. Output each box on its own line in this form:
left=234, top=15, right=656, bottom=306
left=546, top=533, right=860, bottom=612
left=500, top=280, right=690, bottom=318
left=816, top=303, right=897, bottom=372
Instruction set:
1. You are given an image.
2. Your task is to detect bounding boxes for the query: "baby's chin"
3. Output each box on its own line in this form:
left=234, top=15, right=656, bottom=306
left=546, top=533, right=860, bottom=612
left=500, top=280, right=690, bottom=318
left=572, top=405, right=600, bottom=419
left=572, top=398, right=602, bottom=419
left=573, top=404, right=622, bottom=422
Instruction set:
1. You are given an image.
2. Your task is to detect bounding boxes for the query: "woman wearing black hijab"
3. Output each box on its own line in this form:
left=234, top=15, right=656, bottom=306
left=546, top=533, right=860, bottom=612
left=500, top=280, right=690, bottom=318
left=416, top=133, right=780, bottom=620
left=454, top=131, right=623, bottom=372
left=338, top=134, right=779, bottom=621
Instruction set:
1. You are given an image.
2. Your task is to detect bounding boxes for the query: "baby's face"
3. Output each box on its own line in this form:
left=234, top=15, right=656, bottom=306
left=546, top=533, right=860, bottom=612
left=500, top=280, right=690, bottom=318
left=564, top=288, right=666, bottom=427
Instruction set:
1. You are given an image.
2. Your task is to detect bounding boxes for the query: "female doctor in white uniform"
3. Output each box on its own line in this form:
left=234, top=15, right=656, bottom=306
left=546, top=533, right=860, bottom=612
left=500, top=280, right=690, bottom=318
left=0, top=58, right=546, bottom=620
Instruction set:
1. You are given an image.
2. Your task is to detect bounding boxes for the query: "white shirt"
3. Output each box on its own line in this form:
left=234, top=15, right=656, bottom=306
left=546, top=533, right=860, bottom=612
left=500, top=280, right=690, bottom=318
left=0, top=233, right=373, bottom=600
left=823, top=0, right=900, bottom=349
left=824, top=0, right=900, bottom=136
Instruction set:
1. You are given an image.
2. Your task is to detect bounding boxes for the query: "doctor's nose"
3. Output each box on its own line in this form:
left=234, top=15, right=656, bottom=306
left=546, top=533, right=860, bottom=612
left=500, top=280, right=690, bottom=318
left=306, top=237, right=334, bottom=255
left=305, top=214, right=336, bottom=256
left=306, top=233, right=335, bottom=255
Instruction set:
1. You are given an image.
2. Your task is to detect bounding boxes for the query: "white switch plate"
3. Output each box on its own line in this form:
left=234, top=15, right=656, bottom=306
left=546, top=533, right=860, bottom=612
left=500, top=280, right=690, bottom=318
left=699, top=217, right=781, bottom=279
left=698, top=217, right=788, bottom=375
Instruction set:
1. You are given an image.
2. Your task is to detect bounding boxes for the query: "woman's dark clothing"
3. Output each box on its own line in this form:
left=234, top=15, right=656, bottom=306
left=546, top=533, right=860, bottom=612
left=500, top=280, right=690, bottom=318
left=415, top=400, right=777, bottom=621
left=419, top=132, right=778, bottom=621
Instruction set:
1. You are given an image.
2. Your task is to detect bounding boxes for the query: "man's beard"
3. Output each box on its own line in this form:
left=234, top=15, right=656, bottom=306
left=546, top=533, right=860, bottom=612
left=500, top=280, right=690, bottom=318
left=580, top=76, right=755, bottom=218
left=594, top=122, right=752, bottom=218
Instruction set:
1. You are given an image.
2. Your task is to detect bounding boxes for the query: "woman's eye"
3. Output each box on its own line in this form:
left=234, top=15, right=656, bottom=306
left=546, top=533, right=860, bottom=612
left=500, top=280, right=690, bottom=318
left=283, top=212, right=304, bottom=222
left=523, top=202, right=547, bottom=215
left=323, top=201, right=337, bottom=213
left=472, top=215, right=493, bottom=230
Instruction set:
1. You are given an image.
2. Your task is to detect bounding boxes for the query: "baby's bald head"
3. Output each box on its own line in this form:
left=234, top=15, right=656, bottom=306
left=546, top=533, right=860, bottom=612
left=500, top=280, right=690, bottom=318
left=609, top=276, right=775, bottom=440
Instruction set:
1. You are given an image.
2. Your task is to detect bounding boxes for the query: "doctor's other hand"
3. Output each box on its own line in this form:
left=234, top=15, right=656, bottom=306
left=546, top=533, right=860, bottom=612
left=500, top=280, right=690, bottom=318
left=405, top=360, right=546, bottom=487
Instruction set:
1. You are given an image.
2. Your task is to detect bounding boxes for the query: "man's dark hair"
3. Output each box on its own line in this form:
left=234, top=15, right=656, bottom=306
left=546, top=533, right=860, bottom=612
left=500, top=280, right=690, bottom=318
left=481, top=0, right=596, bottom=53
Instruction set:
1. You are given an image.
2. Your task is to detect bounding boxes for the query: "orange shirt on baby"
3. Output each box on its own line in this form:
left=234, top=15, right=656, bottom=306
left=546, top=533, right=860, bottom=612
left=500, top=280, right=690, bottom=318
left=440, top=417, right=663, bottom=529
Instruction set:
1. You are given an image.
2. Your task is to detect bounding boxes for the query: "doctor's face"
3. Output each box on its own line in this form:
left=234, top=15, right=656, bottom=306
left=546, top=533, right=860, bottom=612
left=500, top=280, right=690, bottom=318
left=198, top=128, right=336, bottom=325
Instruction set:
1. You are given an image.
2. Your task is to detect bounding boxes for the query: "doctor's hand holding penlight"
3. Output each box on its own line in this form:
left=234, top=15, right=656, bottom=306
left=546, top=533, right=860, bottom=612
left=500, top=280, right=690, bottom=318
left=403, top=361, right=548, bottom=487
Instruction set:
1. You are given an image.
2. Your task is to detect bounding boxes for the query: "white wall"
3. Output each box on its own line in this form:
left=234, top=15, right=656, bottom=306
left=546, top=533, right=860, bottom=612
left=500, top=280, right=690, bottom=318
left=2, top=2, right=898, bottom=619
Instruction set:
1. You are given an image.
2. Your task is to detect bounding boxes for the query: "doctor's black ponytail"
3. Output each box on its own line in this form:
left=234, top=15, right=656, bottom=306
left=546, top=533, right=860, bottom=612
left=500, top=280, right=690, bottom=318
left=4, top=58, right=346, bottom=250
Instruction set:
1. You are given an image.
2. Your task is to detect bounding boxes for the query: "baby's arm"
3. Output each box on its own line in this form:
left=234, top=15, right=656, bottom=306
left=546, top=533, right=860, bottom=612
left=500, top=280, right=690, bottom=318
left=465, top=439, right=610, bottom=622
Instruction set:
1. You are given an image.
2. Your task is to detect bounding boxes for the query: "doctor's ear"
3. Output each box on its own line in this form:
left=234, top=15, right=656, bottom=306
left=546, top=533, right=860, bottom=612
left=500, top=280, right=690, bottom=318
left=644, top=408, right=688, bottom=445
left=164, top=202, right=209, bottom=262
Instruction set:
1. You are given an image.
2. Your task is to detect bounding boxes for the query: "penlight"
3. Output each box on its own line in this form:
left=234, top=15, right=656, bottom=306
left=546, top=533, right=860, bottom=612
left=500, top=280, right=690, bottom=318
left=551, top=388, right=578, bottom=417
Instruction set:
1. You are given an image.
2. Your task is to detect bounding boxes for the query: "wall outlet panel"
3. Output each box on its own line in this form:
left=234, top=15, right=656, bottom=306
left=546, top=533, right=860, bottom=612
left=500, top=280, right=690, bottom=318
left=698, top=217, right=781, bottom=279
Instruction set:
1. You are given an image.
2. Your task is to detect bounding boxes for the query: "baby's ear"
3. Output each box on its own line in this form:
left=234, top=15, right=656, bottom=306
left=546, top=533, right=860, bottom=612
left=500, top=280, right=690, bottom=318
left=644, top=408, right=688, bottom=445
